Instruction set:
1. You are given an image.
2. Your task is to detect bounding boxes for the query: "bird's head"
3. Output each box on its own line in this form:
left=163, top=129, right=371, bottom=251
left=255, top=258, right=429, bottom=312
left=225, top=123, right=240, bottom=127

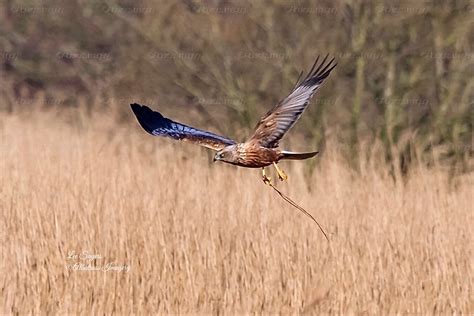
left=213, top=145, right=238, bottom=164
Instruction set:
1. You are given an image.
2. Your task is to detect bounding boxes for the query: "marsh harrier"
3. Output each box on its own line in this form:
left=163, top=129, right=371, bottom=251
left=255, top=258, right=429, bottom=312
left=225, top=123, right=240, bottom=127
left=131, top=55, right=336, bottom=185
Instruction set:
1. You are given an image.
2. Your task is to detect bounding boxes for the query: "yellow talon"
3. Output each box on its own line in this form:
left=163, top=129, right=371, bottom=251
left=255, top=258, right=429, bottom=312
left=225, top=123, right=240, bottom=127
left=273, top=162, right=288, bottom=181
left=262, top=168, right=272, bottom=185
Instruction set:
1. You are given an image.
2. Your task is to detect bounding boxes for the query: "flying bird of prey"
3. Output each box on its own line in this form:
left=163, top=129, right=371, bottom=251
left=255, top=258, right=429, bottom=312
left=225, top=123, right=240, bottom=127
left=131, top=55, right=336, bottom=185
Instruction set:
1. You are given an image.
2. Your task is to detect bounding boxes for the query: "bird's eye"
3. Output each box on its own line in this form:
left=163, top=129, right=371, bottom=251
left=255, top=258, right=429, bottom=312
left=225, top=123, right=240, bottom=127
left=219, top=153, right=224, bottom=158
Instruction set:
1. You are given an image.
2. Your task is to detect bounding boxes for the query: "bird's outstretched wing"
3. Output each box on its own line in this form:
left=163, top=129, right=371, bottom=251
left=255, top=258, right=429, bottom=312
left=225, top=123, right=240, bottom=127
left=130, top=103, right=236, bottom=151
left=248, top=55, right=336, bottom=148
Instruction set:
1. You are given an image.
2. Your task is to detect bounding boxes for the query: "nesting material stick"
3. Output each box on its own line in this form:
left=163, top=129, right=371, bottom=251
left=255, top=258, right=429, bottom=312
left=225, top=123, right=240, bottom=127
left=266, top=182, right=329, bottom=241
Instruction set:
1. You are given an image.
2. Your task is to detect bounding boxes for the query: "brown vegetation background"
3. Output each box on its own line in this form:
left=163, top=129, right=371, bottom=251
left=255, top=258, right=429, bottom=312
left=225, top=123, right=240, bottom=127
left=0, top=0, right=473, bottom=314
left=1, top=111, right=473, bottom=313
left=0, top=109, right=472, bottom=313
left=1, top=0, right=472, bottom=168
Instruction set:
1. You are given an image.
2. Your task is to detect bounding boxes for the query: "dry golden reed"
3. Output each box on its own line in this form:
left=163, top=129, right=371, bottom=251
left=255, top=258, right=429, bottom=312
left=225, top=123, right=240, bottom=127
left=1, top=110, right=472, bottom=314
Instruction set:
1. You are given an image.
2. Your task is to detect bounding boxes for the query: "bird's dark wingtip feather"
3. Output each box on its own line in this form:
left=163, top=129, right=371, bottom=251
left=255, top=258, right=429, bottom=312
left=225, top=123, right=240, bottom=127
left=302, top=55, right=337, bottom=87
left=130, top=103, right=167, bottom=134
left=130, top=103, right=146, bottom=119
left=130, top=103, right=148, bottom=115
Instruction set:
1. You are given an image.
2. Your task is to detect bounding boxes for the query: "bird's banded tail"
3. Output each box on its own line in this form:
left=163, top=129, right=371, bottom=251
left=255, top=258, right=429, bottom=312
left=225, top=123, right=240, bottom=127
left=280, top=150, right=319, bottom=160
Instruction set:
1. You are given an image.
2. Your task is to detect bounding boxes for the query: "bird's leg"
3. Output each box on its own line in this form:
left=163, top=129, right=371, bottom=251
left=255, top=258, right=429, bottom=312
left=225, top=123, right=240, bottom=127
left=262, top=168, right=272, bottom=185
left=273, top=162, right=288, bottom=181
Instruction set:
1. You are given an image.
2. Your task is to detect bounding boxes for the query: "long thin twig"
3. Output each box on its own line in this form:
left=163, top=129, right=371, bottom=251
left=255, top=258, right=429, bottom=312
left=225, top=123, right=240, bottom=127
left=265, top=182, right=329, bottom=241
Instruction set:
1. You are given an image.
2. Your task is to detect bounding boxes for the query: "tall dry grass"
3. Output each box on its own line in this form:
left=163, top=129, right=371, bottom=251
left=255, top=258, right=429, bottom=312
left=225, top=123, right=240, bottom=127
left=1, top=110, right=472, bottom=314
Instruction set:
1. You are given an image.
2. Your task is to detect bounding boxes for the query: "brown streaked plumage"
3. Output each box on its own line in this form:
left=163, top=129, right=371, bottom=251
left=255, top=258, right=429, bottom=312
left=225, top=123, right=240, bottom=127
left=130, top=55, right=336, bottom=182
